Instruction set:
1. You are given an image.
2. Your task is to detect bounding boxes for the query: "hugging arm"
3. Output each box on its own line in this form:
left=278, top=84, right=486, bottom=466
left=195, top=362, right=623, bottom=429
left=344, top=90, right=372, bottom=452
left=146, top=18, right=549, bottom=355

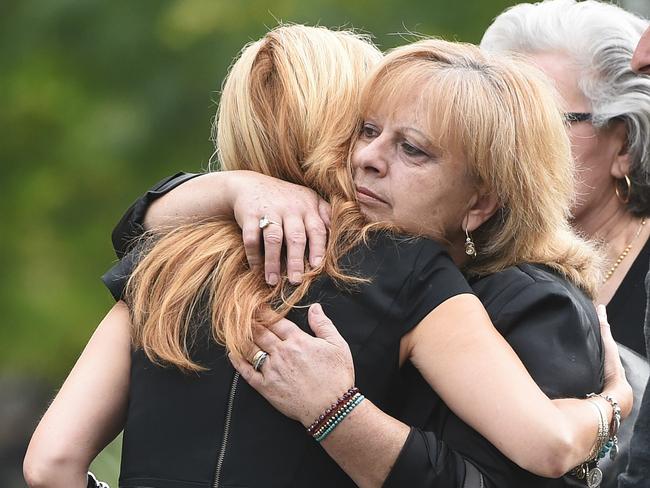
left=111, top=171, right=329, bottom=283
left=231, top=301, right=630, bottom=488
left=24, top=302, right=132, bottom=488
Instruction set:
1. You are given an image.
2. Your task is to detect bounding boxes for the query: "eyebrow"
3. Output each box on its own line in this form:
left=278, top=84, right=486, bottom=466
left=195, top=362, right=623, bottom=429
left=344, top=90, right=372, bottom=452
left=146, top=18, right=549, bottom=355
left=399, top=126, right=436, bottom=148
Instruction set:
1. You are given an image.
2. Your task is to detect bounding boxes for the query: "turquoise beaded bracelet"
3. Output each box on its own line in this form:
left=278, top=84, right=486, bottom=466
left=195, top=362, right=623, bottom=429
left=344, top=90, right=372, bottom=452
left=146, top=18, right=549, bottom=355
left=314, top=394, right=366, bottom=443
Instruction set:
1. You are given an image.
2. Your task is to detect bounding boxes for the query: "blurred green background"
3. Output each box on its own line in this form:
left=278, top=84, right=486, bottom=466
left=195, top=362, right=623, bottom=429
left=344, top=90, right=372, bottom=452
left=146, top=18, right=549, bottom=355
left=2, top=0, right=647, bottom=486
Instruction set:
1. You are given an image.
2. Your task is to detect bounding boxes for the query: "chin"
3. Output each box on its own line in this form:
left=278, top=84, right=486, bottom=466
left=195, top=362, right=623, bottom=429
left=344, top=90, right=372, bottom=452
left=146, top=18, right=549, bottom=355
left=359, top=205, right=383, bottom=223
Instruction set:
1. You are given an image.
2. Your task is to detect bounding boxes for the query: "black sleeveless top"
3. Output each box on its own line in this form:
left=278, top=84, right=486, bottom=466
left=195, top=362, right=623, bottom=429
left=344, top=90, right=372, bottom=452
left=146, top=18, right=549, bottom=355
left=103, top=232, right=472, bottom=488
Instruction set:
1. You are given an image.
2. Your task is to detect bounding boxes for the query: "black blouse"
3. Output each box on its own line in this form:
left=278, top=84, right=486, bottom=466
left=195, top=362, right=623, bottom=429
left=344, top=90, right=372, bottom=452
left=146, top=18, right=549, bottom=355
left=104, top=184, right=475, bottom=487
left=384, top=264, right=604, bottom=488
left=607, top=237, right=650, bottom=357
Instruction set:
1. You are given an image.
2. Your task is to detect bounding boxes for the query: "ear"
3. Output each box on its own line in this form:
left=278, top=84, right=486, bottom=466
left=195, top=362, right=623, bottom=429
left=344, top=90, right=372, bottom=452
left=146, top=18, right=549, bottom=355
left=608, top=120, right=631, bottom=178
left=465, top=190, right=499, bottom=233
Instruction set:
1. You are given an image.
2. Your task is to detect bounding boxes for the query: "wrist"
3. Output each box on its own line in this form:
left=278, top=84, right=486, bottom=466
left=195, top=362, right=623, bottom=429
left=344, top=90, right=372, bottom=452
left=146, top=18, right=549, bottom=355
left=302, top=386, right=359, bottom=429
left=305, top=387, right=365, bottom=443
left=602, top=382, right=632, bottom=418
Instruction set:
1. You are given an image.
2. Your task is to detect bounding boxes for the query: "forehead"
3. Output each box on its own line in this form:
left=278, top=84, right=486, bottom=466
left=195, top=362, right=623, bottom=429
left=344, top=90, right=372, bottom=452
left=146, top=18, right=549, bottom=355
left=527, top=51, right=589, bottom=109
left=632, top=26, right=650, bottom=73
left=364, top=83, right=429, bottom=124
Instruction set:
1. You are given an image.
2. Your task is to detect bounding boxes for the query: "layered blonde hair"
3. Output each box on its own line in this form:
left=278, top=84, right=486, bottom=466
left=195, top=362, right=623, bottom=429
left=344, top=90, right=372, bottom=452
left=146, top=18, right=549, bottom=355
left=360, top=39, right=602, bottom=294
left=126, top=25, right=382, bottom=371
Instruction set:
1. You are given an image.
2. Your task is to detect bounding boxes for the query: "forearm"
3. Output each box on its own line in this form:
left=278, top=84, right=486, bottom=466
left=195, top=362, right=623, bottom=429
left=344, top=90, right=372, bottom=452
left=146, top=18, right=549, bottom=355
left=142, top=171, right=236, bottom=230
left=24, top=302, right=131, bottom=487
left=406, top=295, right=623, bottom=478
left=318, top=400, right=409, bottom=488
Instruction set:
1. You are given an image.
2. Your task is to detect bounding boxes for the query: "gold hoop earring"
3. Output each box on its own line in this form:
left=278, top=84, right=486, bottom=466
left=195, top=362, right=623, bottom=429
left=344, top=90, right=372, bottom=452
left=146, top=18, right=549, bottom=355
left=615, top=175, right=631, bottom=205
left=464, top=228, right=477, bottom=258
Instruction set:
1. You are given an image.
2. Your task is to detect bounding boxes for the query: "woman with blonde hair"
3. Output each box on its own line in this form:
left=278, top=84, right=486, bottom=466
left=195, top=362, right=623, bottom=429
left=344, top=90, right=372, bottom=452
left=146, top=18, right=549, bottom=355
left=27, top=28, right=629, bottom=488
left=224, top=38, right=628, bottom=487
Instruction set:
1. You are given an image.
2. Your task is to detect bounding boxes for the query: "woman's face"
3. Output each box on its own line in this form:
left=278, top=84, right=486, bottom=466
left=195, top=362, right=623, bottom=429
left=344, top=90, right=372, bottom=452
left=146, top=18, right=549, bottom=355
left=528, top=51, right=629, bottom=224
left=351, top=87, right=477, bottom=244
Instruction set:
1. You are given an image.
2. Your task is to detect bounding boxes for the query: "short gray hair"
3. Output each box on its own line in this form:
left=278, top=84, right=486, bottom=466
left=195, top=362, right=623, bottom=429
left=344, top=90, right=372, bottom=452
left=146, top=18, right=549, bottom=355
left=481, top=0, right=650, bottom=215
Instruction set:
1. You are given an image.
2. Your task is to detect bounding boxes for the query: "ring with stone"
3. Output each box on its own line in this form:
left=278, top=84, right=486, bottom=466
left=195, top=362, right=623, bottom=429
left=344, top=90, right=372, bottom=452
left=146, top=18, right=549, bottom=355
left=252, top=350, right=269, bottom=371
left=259, top=215, right=280, bottom=229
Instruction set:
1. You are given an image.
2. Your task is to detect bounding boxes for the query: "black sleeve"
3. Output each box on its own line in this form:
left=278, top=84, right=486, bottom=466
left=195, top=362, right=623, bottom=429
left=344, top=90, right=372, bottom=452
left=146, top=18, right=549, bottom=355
left=397, top=239, right=473, bottom=336
left=493, top=280, right=603, bottom=399
left=387, top=274, right=605, bottom=488
left=112, top=172, right=202, bottom=258
left=101, top=249, right=140, bottom=301
left=383, top=428, right=493, bottom=488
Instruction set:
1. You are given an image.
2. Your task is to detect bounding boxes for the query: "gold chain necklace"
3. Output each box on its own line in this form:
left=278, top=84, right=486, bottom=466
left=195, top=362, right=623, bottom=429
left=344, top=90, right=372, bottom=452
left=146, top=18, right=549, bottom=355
left=602, top=217, right=647, bottom=283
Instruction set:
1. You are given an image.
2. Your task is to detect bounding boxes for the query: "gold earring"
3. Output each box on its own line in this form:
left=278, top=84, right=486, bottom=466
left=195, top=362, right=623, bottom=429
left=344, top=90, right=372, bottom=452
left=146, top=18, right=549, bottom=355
left=615, top=175, right=631, bottom=204
left=464, top=228, right=477, bottom=258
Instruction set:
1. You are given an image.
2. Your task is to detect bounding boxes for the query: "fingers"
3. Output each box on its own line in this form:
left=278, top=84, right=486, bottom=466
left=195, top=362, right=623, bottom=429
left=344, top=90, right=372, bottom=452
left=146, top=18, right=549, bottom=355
left=597, top=304, right=610, bottom=328
left=305, top=215, right=327, bottom=268
left=266, top=317, right=302, bottom=341
left=307, top=304, right=342, bottom=344
left=318, top=198, right=332, bottom=229
left=229, top=352, right=263, bottom=388
left=597, top=304, right=617, bottom=348
left=253, top=324, right=283, bottom=352
left=262, top=218, right=283, bottom=286
left=284, top=215, right=307, bottom=284
left=242, top=219, right=263, bottom=271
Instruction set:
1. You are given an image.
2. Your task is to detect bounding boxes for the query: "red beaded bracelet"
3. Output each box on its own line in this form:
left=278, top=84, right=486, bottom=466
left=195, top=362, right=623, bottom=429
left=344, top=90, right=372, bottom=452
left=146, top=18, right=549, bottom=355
left=306, top=387, right=359, bottom=436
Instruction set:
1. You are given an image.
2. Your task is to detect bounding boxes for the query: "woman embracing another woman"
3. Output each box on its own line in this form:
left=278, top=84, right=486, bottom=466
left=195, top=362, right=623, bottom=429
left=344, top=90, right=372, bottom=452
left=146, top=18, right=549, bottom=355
left=25, top=25, right=631, bottom=488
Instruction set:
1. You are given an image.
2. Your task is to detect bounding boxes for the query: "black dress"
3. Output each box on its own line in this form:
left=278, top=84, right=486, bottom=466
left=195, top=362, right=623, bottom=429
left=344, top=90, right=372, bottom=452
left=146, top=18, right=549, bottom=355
left=607, top=237, right=650, bottom=357
left=104, top=223, right=474, bottom=486
left=107, top=173, right=604, bottom=488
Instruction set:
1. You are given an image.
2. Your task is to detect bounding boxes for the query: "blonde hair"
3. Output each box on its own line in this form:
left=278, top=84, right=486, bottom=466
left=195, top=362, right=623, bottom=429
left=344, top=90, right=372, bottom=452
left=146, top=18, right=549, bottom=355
left=126, top=25, right=382, bottom=371
left=360, top=39, right=602, bottom=294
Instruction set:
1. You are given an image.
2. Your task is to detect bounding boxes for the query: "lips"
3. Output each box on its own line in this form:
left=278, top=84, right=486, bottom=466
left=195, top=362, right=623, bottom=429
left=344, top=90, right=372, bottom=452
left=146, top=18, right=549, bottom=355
left=356, top=186, right=388, bottom=205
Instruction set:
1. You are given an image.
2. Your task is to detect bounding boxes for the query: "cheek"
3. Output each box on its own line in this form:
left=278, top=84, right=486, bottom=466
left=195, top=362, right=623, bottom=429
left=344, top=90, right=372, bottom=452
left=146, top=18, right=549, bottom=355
left=393, top=174, right=453, bottom=235
left=350, top=151, right=361, bottom=173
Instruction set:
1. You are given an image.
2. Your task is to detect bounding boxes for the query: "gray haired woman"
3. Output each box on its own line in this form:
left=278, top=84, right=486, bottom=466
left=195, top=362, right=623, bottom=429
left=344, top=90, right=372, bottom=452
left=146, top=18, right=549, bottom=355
left=481, top=0, right=650, bottom=357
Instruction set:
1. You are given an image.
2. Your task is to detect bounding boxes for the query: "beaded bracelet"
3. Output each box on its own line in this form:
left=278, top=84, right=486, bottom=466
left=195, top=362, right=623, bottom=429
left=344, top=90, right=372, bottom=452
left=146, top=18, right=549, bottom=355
left=314, top=394, right=366, bottom=443
left=307, top=387, right=359, bottom=436
left=312, top=393, right=362, bottom=439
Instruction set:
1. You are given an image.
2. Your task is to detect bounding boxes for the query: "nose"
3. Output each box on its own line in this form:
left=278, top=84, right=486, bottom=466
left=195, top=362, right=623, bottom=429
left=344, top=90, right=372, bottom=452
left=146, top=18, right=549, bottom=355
left=632, top=27, right=650, bottom=74
left=353, top=136, right=389, bottom=178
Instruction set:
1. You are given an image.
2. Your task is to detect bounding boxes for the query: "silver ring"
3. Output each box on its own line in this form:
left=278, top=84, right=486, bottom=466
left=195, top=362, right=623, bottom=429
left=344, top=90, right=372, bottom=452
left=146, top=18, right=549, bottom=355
left=259, top=215, right=280, bottom=229
left=252, top=350, right=269, bottom=371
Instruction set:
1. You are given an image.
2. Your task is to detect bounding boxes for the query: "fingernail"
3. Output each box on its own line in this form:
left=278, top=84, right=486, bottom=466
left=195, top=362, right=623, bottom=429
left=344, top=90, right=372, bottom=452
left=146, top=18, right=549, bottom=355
left=313, top=256, right=323, bottom=267
left=267, top=273, right=278, bottom=285
left=311, top=303, right=323, bottom=314
left=291, top=272, right=302, bottom=284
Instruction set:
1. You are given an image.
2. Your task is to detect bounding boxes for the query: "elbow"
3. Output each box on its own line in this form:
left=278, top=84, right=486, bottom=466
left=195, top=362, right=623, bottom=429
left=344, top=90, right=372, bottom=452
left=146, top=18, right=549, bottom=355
left=517, top=432, right=577, bottom=479
left=23, top=443, right=84, bottom=488
left=23, top=451, right=52, bottom=488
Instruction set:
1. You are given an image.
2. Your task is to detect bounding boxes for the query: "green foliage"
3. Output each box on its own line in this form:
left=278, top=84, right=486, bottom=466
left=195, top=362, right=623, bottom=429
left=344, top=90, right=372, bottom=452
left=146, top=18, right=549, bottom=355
left=2, top=0, right=523, bottom=381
